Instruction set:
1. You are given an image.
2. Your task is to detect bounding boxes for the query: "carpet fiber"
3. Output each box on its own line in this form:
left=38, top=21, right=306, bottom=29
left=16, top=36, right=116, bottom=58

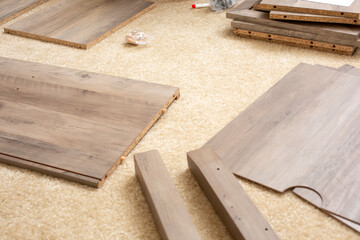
left=0, top=0, right=360, bottom=239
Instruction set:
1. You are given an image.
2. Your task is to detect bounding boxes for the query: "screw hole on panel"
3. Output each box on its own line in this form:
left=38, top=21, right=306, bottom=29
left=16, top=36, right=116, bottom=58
left=332, top=49, right=335, bottom=51
left=273, top=5, right=276, bottom=8
left=354, top=20, right=357, bottom=23
left=268, top=34, right=271, bottom=37
left=341, top=12, right=344, bottom=15
left=248, top=31, right=252, bottom=34
left=333, top=45, right=336, bottom=48
left=310, top=45, right=313, bottom=48
left=284, top=15, right=287, bottom=18
left=265, top=228, right=268, bottom=231
left=16, top=88, right=19, bottom=91
left=217, top=168, right=220, bottom=170
left=310, top=41, right=313, bottom=44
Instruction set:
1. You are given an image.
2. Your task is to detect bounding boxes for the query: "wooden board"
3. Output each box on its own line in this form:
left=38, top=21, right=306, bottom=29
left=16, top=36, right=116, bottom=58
left=232, top=20, right=360, bottom=47
left=4, top=0, right=155, bottom=49
left=134, top=150, right=201, bottom=240
left=0, top=57, right=179, bottom=187
left=270, top=11, right=360, bottom=25
left=0, top=0, right=47, bottom=25
left=187, top=147, right=279, bottom=240
left=227, top=0, right=360, bottom=41
left=233, top=28, right=356, bottom=55
left=254, top=0, right=360, bottom=19
left=202, top=63, right=360, bottom=225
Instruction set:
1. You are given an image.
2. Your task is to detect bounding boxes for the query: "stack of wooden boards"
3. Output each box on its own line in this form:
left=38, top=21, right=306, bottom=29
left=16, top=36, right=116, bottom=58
left=190, top=62, right=360, bottom=233
left=0, top=57, right=179, bottom=187
left=1, top=0, right=155, bottom=49
left=227, top=0, right=360, bottom=55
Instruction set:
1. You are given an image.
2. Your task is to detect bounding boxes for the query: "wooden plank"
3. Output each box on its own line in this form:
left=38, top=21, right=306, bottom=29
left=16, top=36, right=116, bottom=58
left=232, top=20, right=360, bottom=47
left=201, top=63, right=360, bottom=225
left=0, top=0, right=47, bottom=26
left=0, top=57, right=179, bottom=187
left=227, top=0, right=360, bottom=41
left=4, top=0, right=155, bottom=49
left=187, top=147, right=279, bottom=240
left=255, top=0, right=360, bottom=19
left=134, top=150, right=201, bottom=240
left=233, top=28, right=356, bottom=55
left=270, top=11, right=360, bottom=25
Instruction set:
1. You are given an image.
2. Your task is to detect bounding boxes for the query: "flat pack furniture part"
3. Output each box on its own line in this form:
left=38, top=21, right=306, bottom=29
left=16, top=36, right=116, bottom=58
left=226, top=0, right=360, bottom=41
left=0, top=0, right=48, bottom=25
left=254, top=0, right=360, bottom=19
left=232, top=28, right=356, bottom=55
left=4, top=0, right=155, bottom=49
left=187, top=147, right=279, bottom=240
left=200, top=63, right=360, bottom=226
left=270, top=11, right=360, bottom=25
left=134, top=150, right=201, bottom=240
left=0, top=57, right=179, bottom=187
left=232, top=20, right=360, bottom=48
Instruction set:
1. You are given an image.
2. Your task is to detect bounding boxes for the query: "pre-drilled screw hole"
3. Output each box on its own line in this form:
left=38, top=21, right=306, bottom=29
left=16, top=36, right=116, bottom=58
left=310, top=41, right=313, bottom=44
left=273, top=5, right=276, bottom=8
left=284, top=15, right=287, bottom=18
left=341, top=12, right=344, bottom=15
left=16, top=88, right=19, bottom=91
left=265, top=228, right=268, bottom=231
left=217, top=168, right=220, bottom=170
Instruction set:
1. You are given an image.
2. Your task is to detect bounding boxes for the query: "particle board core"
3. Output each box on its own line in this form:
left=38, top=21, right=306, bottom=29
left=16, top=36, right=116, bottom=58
left=233, top=28, right=356, bottom=55
left=0, top=57, right=179, bottom=187
left=0, top=0, right=47, bottom=26
left=4, top=0, right=155, bottom=49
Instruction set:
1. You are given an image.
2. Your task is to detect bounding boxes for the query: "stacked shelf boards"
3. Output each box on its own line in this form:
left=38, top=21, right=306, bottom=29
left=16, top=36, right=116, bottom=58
left=227, top=0, right=360, bottom=55
left=0, top=0, right=47, bottom=25
left=4, top=0, right=155, bottom=49
left=0, top=57, right=179, bottom=187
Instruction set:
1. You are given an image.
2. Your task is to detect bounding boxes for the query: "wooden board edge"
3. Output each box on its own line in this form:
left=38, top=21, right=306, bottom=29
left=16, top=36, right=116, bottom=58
left=0, top=0, right=48, bottom=26
left=253, top=4, right=359, bottom=19
left=233, top=28, right=356, bottom=55
left=0, top=153, right=101, bottom=187
left=100, top=88, right=180, bottom=185
left=269, top=11, right=360, bottom=25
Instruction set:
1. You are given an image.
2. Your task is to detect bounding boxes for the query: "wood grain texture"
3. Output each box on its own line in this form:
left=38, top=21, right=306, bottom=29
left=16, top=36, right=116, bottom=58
left=0, top=57, right=179, bottom=187
left=227, top=0, right=360, bottom=41
left=202, top=63, right=360, bottom=225
left=270, top=11, right=360, bottom=25
left=232, top=20, right=360, bottom=47
left=255, top=0, right=360, bottom=18
left=4, top=0, right=155, bottom=49
left=0, top=0, right=47, bottom=25
left=187, top=147, right=279, bottom=240
left=233, top=28, right=356, bottom=55
left=134, top=150, right=201, bottom=240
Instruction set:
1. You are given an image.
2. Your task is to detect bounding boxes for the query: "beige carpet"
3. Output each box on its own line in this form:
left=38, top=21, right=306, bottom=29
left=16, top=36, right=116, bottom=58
left=1, top=0, right=360, bottom=239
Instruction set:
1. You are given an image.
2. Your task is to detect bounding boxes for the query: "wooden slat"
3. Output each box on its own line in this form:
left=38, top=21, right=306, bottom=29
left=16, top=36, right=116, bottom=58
left=233, top=28, right=356, bottom=55
left=270, top=11, right=360, bottom=25
left=0, top=57, right=179, bottom=187
left=227, top=0, right=360, bottom=41
left=4, top=0, right=155, bottom=49
left=187, top=147, right=279, bottom=240
left=134, top=150, right=201, bottom=240
left=0, top=0, right=47, bottom=25
left=255, top=0, right=360, bottom=19
left=232, top=20, right=360, bottom=47
left=202, top=63, right=360, bottom=225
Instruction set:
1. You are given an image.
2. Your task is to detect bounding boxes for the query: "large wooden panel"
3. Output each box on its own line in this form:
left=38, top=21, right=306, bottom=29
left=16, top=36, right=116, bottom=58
left=270, top=11, right=360, bottom=25
left=232, top=27, right=356, bottom=55
left=227, top=0, right=360, bottom=41
left=202, top=63, right=360, bottom=225
left=188, top=147, right=279, bottom=240
left=0, top=57, right=179, bottom=187
left=4, top=0, right=155, bottom=49
left=0, top=0, right=47, bottom=25
left=134, top=150, right=201, bottom=240
left=232, top=20, right=360, bottom=48
left=255, top=0, right=360, bottom=18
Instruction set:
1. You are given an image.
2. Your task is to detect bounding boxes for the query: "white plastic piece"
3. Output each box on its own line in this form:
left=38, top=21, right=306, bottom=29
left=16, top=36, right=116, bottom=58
left=125, top=31, right=153, bottom=45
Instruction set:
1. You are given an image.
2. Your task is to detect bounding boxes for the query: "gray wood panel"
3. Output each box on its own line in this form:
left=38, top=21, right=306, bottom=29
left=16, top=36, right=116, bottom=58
left=203, top=63, right=360, bottom=225
left=4, top=0, right=155, bottom=49
left=227, top=0, right=360, bottom=41
left=255, top=0, right=360, bottom=18
left=0, top=57, right=179, bottom=187
left=0, top=0, right=47, bottom=25
left=188, top=147, right=279, bottom=240
left=134, top=150, right=201, bottom=240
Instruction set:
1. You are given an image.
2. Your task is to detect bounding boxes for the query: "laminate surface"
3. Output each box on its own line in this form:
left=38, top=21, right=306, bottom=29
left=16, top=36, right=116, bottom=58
left=0, top=0, right=47, bottom=25
left=135, top=150, right=201, bottom=240
left=4, top=0, right=155, bottom=49
left=0, top=57, right=179, bottom=187
left=203, top=63, right=360, bottom=225
left=188, top=147, right=279, bottom=240
left=255, top=0, right=360, bottom=18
